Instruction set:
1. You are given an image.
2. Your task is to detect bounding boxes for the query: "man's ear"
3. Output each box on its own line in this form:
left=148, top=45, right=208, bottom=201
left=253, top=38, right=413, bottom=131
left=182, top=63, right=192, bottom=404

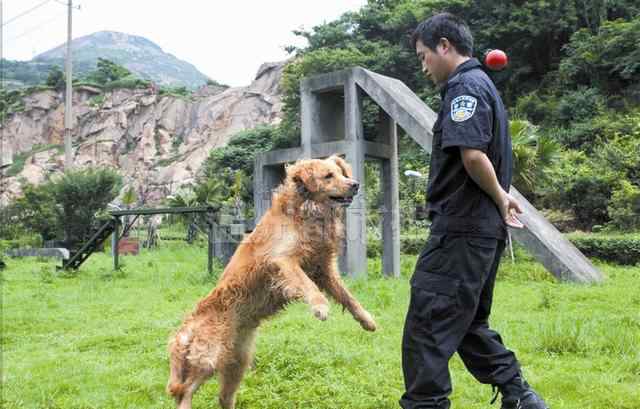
left=288, top=163, right=317, bottom=193
left=328, top=155, right=353, bottom=178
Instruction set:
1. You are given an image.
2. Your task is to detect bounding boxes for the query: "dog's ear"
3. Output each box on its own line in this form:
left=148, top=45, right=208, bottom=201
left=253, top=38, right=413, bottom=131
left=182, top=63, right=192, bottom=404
left=288, top=162, right=318, bottom=193
left=329, top=155, right=353, bottom=178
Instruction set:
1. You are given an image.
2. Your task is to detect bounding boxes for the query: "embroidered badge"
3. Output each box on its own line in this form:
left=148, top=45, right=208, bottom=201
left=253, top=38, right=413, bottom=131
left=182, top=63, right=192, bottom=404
left=451, top=95, right=477, bottom=122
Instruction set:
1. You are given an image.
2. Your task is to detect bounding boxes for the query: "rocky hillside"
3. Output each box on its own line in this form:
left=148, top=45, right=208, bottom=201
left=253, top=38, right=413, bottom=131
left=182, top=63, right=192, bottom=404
left=0, top=61, right=286, bottom=205
left=3, top=31, right=212, bottom=89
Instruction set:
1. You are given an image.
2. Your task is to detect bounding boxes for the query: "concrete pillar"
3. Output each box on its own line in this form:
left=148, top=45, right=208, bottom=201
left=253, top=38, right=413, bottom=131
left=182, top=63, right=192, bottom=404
left=343, top=78, right=367, bottom=277
left=380, top=116, right=400, bottom=277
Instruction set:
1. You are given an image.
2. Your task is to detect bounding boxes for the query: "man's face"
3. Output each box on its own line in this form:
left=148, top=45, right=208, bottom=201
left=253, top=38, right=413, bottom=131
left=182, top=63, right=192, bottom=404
left=416, top=39, right=449, bottom=86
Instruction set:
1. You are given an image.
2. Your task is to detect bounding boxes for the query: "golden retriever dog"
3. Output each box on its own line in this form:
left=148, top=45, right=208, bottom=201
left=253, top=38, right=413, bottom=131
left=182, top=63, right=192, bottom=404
left=167, top=155, right=377, bottom=409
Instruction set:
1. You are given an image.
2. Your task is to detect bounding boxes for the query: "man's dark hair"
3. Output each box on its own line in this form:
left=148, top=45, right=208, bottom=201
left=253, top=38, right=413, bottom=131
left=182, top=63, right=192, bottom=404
left=411, top=13, right=474, bottom=57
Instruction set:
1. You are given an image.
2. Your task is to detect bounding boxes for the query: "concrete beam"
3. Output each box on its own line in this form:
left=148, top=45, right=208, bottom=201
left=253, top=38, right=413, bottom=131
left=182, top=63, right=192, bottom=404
left=509, top=188, right=603, bottom=283
left=6, top=248, right=70, bottom=260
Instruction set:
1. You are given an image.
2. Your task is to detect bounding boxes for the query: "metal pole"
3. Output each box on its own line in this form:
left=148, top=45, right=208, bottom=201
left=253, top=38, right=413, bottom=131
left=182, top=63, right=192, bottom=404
left=64, top=0, right=73, bottom=169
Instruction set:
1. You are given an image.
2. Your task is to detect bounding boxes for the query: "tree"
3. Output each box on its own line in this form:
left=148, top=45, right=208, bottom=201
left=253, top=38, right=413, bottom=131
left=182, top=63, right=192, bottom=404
left=13, top=183, right=59, bottom=243
left=51, top=168, right=122, bottom=247
left=45, top=65, right=65, bottom=91
left=85, top=58, right=132, bottom=85
left=509, top=119, right=560, bottom=198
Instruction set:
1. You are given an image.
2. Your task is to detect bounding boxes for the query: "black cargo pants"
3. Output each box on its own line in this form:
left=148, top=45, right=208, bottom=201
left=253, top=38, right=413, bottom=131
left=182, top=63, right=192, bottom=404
left=400, top=233, right=521, bottom=409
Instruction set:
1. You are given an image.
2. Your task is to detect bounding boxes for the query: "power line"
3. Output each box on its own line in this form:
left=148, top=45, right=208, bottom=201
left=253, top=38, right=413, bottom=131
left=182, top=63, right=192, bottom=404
left=7, top=12, right=65, bottom=42
left=2, top=0, right=52, bottom=27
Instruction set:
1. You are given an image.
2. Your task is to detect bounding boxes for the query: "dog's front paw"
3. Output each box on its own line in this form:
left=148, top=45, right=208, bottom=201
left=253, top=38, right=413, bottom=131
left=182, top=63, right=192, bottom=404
left=312, top=304, right=329, bottom=321
left=358, top=310, right=377, bottom=332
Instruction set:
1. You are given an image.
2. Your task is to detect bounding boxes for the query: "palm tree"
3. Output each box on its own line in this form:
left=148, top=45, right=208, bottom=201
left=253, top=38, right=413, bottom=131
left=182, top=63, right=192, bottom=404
left=510, top=119, right=560, bottom=197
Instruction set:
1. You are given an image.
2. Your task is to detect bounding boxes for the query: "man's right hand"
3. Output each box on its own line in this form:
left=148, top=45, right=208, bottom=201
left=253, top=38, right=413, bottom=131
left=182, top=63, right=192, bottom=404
left=499, top=190, right=524, bottom=229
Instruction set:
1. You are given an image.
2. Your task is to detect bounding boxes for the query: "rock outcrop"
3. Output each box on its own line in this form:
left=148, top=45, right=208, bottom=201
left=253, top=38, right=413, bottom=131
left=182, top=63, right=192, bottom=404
left=0, top=61, right=286, bottom=205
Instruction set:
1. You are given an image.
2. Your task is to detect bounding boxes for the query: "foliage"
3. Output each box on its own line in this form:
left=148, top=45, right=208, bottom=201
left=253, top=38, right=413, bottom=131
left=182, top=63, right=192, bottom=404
left=0, top=87, right=26, bottom=117
left=84, top=58, right=132, bottom=85
left=194, top=126, right=282, bottom=216
left=0, top=59, right=54, bottom=88
left=509, top=119, right=560, bottom=196
left=121, top=186, right=138, bottom=208
left=206, top=78, right=228, bottom=88
left=88, top=94, right=106, bottom=108
left=52, top=168, right=123, bottom=247
left=12, top=183, right=59, bottom=243
left=11, top=168, right=122, bottom=247
left=607, top=181, right=640, bottom=231
left=559, top=17, right=640, bottom=98
left=45, top=65, right=65, bottom=91
left=555, top=87, right=607, bottom=124
left=159, top=85, right=191, bottom=98
left=542, top=150, right=619, bottom=230
left=568, top=232, right=640, bottom=264
left=102, top=75, right=151, bottom=91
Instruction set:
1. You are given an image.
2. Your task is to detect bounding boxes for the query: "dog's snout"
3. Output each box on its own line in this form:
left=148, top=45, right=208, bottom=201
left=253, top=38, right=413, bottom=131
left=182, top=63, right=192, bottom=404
left=349, top=180, right=360, bottom=193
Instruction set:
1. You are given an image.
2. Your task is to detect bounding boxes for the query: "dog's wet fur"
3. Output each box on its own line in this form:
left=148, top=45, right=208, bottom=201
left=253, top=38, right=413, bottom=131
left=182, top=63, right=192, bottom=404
left=167, top=155, right=377, bottom=409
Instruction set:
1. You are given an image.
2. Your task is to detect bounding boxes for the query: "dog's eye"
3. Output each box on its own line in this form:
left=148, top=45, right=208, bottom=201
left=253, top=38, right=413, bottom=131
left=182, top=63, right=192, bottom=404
left=325, top=173, right=333, bottom=179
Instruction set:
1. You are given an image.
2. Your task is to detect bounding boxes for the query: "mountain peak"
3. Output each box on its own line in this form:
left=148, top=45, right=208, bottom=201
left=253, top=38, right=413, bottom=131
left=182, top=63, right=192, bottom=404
left=33, top=31, right=210, bottom=88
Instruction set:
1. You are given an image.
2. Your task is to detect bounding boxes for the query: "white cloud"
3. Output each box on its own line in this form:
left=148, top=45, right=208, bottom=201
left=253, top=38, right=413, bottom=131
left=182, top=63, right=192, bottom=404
left=3, top=0, right=366, bottom=86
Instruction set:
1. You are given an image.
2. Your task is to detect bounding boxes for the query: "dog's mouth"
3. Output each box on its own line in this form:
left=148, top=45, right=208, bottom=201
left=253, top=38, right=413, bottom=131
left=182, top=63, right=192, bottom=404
left=329, top=195, right=354, bottom=205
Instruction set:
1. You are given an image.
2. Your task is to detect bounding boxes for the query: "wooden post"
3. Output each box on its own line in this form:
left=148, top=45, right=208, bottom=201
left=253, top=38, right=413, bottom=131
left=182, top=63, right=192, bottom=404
left=112, top=217, right=120, bottom=270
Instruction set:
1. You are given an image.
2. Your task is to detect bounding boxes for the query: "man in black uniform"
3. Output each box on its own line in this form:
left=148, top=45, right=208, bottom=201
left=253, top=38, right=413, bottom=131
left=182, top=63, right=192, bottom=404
left=400, top=13, right=549, bottom=409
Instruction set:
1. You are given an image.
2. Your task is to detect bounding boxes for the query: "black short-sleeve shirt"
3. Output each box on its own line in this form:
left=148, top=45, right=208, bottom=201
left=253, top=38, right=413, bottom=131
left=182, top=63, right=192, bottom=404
left=426, top=58, right=513, bottom=239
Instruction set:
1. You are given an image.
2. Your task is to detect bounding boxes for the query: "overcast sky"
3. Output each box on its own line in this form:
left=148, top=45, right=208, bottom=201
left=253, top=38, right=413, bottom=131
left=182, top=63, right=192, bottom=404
left=2, top=0, right=367, bottom=86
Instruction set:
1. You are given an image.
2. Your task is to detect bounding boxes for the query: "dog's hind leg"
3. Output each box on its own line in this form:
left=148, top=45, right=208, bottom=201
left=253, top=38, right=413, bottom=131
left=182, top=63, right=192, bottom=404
left=217, top=331, right=256, bottom=409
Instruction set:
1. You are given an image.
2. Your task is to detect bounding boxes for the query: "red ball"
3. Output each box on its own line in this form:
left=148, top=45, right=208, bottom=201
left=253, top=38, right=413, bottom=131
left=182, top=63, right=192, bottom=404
left=485, top=49, right=508, bottom=71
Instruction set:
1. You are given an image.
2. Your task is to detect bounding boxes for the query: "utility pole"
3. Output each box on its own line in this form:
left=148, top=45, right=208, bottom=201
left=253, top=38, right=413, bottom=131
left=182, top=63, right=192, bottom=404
left=64, top=0, right=73, bottom=169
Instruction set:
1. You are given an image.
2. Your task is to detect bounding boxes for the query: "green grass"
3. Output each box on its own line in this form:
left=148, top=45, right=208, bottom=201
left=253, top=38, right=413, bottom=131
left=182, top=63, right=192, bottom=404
left=1, top=243, right=639, bottom=408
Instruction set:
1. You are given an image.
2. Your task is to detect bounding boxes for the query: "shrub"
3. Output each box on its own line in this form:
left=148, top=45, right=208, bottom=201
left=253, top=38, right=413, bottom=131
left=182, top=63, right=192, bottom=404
left=515, top=92, right=557, bottom=125
left=13, top=183, right=59, bottom=243
left=45, top=65, right=65, bottom=91
left=52, top=168, right=122, bottom=247
left=542, top=150, right=618, bottom=230
left=607, top=181, right=640, bottom=231
left=568, top=232, right=640, bottom=265
left=555, top=87, right=606, bottom=125
left=12, top=168, right=122, bottom=248
left=102, top=75, right=150, bottom=91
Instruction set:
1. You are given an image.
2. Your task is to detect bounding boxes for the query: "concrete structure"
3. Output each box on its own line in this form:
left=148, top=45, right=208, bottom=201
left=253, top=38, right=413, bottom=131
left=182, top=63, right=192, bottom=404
left=254, top=67, right=602, bottom=283
left=6, top=248, right=70, bottom=260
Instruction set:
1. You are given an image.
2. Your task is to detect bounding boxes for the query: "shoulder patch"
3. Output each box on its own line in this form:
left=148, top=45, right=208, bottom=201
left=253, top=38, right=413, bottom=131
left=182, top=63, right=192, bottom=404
left=451, top=95, right=477, bottom=122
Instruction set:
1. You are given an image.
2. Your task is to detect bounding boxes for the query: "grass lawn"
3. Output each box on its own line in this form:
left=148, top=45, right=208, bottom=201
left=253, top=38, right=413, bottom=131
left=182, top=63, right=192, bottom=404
left=1, top=242, right=639, bottom=408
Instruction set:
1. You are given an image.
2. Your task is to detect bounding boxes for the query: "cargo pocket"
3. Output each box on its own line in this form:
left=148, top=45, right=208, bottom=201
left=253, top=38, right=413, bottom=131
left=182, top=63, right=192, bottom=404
left=465, top=236, right=498, bottom=269
left=409, top=272, right=460, bottom=322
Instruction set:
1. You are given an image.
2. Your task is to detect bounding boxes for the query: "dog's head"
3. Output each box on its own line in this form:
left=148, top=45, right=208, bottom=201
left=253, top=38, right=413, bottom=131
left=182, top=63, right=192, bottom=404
left=286, top=155, right=359, bottom=207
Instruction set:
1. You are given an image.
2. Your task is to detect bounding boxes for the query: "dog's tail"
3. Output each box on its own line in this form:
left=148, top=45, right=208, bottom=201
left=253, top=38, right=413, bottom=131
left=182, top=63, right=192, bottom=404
left=166, top=328, right=192, bottom=401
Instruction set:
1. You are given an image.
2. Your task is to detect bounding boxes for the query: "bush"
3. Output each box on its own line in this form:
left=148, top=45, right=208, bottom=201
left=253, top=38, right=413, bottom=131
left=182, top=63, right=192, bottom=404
left=607, top=181, right=640, bottom=231
left=52, top=168, right=122, bottom=247
left=45, top=65, right=65, bottom=91
left=555, top=87, right=606, bottom=125
left=568, top=232, right=640, bottom=265
left=12, top=168, right=122, bottom=248
left=515, top=91, right=557, bottom=125
left=13, top=183, right=59, bottom=243
left=102, top=75, right=150, bottom=91
left=542, top=150, right=618, bottom=230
